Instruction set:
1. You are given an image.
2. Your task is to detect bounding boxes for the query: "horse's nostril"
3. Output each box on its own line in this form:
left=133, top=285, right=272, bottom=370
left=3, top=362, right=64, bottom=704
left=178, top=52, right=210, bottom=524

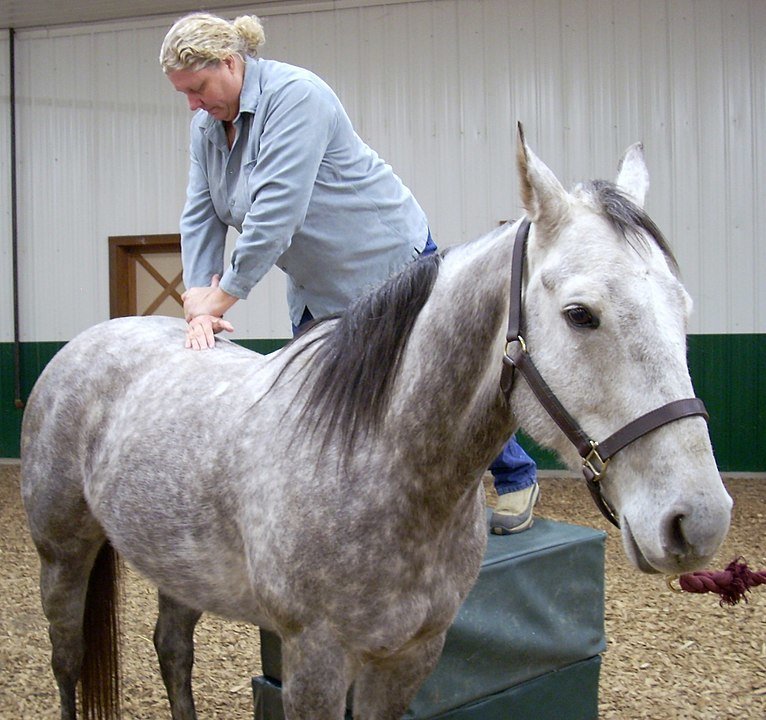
left=663, top=510, right=691, bottom=557
left=661, top=499, right=732, bottom=567
left=671, top=514, right=687, bottom=551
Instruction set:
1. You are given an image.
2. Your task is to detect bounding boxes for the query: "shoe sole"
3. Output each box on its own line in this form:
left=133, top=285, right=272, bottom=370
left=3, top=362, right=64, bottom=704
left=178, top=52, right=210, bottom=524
left=490, top=516, right=534, bottom=535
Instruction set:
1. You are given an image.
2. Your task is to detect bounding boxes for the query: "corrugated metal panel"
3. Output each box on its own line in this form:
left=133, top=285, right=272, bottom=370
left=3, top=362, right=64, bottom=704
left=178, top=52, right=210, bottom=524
left=753, top=0, right=766, bottom=334
left=263, top=0, right=765, bottom=337
left=0, top=0, right=321, bottom=30
left=0, top=34, right=11, bottom=342
left=2, top=0, right=765, bottom=342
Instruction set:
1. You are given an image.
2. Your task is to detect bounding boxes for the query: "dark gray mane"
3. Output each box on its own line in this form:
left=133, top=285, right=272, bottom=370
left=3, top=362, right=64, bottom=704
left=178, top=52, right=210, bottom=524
left=287, top=252, right=442, bottom=456
left=586, top=180, right=679, bottom=275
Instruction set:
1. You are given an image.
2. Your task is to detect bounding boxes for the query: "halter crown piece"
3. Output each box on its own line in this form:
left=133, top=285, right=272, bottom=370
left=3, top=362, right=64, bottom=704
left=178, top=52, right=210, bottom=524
left=499, top=219, right=709, bottom=529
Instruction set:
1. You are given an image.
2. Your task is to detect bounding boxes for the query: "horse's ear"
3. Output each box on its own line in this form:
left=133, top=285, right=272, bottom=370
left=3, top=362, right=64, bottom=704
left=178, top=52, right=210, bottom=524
left=615, top=142, right=649, bottom=209
left=516, top=123, right=569, bottom=235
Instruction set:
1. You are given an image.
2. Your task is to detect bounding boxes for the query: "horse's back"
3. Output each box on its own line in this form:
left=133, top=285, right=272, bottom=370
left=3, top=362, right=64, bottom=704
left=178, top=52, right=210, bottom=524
left=20, top=316, right=265, bottom=511
left=23, top=315, right=258, bottom=436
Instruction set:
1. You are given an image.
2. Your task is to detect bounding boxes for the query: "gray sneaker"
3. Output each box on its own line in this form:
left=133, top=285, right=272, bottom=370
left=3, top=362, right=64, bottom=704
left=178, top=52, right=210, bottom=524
left=490, top=483, right=540, bottom=535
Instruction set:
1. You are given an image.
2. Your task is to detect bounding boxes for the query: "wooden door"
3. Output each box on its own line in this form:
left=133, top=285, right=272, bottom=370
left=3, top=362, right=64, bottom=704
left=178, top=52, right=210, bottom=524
left=109, top=234, right=184, bottom=319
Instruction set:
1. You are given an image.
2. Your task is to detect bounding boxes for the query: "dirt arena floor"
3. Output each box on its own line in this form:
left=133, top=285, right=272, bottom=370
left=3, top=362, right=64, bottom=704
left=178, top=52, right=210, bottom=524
left=1, top=463, right=763, bottom=719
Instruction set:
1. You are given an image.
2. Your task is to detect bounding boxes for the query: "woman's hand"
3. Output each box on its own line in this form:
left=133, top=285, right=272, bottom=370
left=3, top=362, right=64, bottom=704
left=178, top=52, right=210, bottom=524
left=185, top=314, right=234, bottom=350
left=182, top=275, right=238, bottom=321
left=182, top=275, right=238, bottom=350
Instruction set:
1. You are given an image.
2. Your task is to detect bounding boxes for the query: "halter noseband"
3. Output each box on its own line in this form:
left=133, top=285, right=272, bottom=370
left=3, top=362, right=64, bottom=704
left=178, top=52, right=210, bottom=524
left=499, top=218, right=709, bottom=529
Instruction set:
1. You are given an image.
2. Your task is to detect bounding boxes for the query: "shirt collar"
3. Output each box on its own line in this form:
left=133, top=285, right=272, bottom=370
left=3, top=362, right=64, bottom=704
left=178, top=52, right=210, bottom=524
left=238, top=56, right=262, bottom=114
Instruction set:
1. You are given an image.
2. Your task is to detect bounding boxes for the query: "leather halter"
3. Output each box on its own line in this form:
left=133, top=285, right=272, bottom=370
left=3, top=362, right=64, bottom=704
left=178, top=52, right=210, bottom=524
left=499, top=219, right=709, bottom=528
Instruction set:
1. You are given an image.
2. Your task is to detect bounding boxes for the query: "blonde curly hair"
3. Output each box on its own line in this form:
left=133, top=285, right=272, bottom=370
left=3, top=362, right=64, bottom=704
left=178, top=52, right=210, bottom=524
left=159, top=12, right=265, bottom=73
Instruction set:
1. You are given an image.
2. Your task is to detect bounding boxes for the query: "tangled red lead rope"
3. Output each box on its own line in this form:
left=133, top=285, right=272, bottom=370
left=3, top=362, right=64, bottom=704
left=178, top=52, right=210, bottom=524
left=670, top=558, right=766, bottom=606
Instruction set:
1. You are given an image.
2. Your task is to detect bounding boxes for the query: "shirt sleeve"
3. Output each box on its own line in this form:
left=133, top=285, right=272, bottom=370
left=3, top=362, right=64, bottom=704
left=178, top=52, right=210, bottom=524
left=219, top=78, right=338, bottom=299
left=179, top=130, right=228, bottom=290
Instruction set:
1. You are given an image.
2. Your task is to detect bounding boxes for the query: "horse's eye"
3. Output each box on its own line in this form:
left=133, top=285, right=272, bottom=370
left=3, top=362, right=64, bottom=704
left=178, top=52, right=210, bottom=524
left=565, top=305, right=599, bottom=329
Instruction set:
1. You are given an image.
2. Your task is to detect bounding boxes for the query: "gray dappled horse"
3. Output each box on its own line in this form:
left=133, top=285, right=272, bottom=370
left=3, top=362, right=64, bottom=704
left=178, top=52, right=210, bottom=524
left=21, top=126, right=732, bottom=720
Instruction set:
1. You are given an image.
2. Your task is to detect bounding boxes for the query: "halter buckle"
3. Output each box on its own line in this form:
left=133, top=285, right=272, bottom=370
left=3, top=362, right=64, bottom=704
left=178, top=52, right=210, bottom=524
left=583, top=441, right=609, bottom=482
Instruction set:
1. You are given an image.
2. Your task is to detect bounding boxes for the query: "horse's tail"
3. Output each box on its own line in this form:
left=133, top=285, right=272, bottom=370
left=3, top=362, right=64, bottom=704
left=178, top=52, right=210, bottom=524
left=81, top=540, right=122, bottom=720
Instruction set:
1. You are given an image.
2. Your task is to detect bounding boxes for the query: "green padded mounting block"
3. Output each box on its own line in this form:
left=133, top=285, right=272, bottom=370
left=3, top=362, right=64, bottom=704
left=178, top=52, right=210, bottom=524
left=253, top=516, right=606, bottom=719
left=253, top=656, right=601, bottom=720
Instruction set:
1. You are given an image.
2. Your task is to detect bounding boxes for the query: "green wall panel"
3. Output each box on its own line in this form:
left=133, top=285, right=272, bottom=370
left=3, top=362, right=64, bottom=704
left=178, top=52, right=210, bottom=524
left=2, top=335, right=764, bottom=471
left=234, top=338, right=290, bottom=355
left=0, top=342, right=66, bottom=459
left=687, top=334, right=766, bottom=472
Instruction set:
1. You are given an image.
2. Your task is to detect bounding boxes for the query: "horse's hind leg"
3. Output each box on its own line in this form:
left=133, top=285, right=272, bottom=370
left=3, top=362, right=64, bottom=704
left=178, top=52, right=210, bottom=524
left=153, top=591, right=203, bottom=720
left=352, top=633, right=447, bottom=720
left=40, top=556, right=91, bottom=719
left=36, top=536, right=111, bottom=720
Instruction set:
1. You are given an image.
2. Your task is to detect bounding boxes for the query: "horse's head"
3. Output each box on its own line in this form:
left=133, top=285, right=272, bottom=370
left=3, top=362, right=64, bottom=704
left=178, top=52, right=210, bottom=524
left=511, top=124, right=732, bottom=575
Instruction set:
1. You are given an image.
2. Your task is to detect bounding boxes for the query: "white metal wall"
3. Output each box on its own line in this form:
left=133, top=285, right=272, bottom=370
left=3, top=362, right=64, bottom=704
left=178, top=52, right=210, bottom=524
left=1, top=0, right=764, bottom=342
left=0, top=33, right=11, bottom=337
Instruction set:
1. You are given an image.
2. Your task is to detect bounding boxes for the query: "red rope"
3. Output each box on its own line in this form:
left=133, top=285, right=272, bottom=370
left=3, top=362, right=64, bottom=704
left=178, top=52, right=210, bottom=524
left=677, top=558, right=766, bottom=606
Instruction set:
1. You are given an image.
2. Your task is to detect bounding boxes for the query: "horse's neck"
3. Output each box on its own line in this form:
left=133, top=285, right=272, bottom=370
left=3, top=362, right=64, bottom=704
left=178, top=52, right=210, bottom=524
left=392, top=225, right=518, bottom=484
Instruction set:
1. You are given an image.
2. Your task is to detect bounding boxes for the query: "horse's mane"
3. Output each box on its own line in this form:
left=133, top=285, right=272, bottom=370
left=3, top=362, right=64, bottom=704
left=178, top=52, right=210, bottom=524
left=584, top=180, right=680, bottom=276
left=281, top=252, right=442, bottom=457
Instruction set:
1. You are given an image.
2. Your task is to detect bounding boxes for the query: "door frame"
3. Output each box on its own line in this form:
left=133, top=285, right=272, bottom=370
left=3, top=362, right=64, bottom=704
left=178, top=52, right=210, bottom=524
left=108, top=234, right=183, bottom=318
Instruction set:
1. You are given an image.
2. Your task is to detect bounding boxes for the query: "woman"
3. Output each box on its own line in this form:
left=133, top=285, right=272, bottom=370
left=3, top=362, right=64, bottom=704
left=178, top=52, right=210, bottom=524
left=160, top=12, right=430, bottom=349
left=160, top=12, right=537, bottom=532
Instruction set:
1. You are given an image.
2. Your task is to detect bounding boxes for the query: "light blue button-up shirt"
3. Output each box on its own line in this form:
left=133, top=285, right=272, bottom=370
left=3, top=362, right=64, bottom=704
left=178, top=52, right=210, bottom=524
left=180, top=57, right=429, bottom=326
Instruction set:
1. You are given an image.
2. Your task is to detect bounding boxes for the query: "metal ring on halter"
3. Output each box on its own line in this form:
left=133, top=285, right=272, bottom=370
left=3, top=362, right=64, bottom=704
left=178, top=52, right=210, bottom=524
left=666, top=575, right=683, bottom=593
left=504, top=334, right=527, bottom=358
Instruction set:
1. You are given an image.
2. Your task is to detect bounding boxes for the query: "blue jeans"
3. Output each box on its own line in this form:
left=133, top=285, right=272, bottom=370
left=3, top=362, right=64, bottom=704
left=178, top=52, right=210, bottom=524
left=292, top=306, right=316, bottom=336
left=293, top=230, right=537, bottom=494
left=490, top=435, right=537, bottom=494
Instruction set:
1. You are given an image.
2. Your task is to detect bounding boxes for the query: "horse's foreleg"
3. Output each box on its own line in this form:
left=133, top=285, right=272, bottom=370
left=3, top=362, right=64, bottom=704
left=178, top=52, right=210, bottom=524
left=351, top=632, right=447, bottom=720
left=281, top=626, right=355, bottom=720
left=153, top=592, right=203, bottom=720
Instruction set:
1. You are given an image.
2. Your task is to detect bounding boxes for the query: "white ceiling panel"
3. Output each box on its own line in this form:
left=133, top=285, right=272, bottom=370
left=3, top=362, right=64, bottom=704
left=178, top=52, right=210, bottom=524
left=0, top=1, right=329, bottom=30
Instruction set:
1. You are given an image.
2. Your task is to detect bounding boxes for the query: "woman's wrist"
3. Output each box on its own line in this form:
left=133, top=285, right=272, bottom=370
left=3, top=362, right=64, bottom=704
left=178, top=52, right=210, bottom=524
left=209, top=286, right=238, bottom=316
left=182, top=280, right=238, bottom=320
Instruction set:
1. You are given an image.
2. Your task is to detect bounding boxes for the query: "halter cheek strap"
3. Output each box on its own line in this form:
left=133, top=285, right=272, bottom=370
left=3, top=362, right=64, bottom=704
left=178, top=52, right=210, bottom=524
left=500, top=219, right=710, bottom=529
